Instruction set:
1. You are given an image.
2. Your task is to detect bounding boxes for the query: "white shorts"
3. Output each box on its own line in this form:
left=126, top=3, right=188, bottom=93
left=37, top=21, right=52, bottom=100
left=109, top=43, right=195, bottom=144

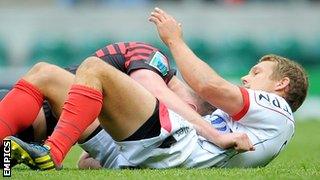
left=80, top=108, right=234, bottom=169
left=79, top=130, right=133, bottom=169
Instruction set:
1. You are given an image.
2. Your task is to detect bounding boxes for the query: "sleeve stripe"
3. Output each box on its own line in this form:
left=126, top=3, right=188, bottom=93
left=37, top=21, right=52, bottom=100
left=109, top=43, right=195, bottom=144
left=113, top=44, right=122, bottom=54
left=231, top=87, right=250, bottom=121
left=95, top=49, right=105, bottom=57
left=117, top=42, right=126, bottom=54
left=125, top=48, right=153, bottom=57
left=106, top=44, right=117, bottom=54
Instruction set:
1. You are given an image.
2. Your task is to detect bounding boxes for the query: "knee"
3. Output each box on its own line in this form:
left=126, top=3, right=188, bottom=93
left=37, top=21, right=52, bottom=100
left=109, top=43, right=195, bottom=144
left=75, top=57, right=113, bottom=91
left=25, top=62, right=62, bottom=87
left=77, top=57, right=109, bottom=76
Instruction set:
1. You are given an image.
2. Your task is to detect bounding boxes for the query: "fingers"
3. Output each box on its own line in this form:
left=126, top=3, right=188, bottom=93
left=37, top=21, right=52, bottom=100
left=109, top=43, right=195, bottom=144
left=150, top=11, right=166, bottom=23
left=148, top=7, right=184, bottom=45
left=249, top=143, right=255, bottom=151
left=249, top=140, right=255, bottom=151
left=234, top=133, right=255, bottom=153
left=149, top=7, right=181, bottom=27
left=154, top=7, right=169, bottom=19
left=150, top=7, right=178, bottom=24
left=246, top=135, right=255, bottom=151
left=148, top=16, right=160, bottom=25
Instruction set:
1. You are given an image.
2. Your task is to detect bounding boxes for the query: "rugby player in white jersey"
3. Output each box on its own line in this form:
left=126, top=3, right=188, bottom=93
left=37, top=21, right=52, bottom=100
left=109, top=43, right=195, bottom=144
left=2, top=41, right=252, bottom=170
left=148, top=8, right=308, bottom=167
left=6, top=7, right=308, bottom=169
left=79, top=8, right=309, bottom=169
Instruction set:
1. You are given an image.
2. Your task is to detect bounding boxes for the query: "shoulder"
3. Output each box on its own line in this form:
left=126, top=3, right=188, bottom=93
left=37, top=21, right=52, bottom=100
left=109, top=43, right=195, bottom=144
left=248, top=89, right=294, bottom=123
left=226, top=88, right=294, bottom=129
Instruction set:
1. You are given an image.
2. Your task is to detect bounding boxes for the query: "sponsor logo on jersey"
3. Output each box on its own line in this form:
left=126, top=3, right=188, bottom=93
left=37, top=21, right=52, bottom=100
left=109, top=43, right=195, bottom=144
left=256, top=92, right=292, bottom=116
left=148, top=51, right=168, bottom=76
left=209, top=115, right=231, bottom=133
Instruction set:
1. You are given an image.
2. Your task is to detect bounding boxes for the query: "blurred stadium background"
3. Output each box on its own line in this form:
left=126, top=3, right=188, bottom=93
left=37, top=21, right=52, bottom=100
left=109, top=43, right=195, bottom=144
left=0, top=0, right=319, bottom=120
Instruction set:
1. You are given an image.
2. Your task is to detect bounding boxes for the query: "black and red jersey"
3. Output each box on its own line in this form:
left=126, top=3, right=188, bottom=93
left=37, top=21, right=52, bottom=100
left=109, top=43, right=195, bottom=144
left=94, top=42, right=176, bottom=83
left=67, top=42, right=176, bottom=84
left=2, top=42, right=176, bottom=148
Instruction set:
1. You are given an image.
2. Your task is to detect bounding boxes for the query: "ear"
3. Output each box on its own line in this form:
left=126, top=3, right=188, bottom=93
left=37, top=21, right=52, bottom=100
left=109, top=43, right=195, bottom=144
left=187, top=102, right=198, bottom=112
left=275, top=77, right=290, bottom=91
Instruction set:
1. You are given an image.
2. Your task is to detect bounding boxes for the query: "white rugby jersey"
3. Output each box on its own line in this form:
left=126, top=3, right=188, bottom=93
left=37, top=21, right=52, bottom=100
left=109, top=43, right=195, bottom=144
left=201, top=88, right=295, bottom=168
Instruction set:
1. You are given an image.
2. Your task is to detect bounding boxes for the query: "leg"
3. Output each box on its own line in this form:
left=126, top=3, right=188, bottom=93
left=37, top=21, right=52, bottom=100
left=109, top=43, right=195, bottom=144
left=0, top=71, right=44, bottom=143
left=22, top=62, right=100, bottom=143
left=75, top=57, right=157, bottom=140
left=0, top=61, right=98, bottom=143
left=23, top=62, right=73, bottom=116
left=43, top=57, right=156, bottom=167
left=0, top=62, right=67, bottom=143
left=8, top=57, right=157, bottom=169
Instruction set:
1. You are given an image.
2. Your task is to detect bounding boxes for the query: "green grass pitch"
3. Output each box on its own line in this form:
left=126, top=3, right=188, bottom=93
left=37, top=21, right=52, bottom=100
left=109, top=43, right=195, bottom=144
left=9, top=120, right=320, bottom=179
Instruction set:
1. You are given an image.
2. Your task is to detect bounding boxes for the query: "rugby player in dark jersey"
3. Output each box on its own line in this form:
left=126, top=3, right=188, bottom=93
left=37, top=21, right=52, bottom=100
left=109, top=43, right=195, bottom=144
left=0, top=42, right=215, bottom=169
left=2, top=35, right=255, bottom=170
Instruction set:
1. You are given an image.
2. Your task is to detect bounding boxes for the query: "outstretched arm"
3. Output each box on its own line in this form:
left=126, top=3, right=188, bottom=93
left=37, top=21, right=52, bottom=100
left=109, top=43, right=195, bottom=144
left=130, top=69, right=253, bottom=151
left=149, top=8, right=243, bottom=116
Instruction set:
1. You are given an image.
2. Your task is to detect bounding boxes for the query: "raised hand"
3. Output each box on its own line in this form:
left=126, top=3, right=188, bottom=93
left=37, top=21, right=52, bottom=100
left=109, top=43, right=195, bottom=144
left=149, top=7, right=183, bottom=46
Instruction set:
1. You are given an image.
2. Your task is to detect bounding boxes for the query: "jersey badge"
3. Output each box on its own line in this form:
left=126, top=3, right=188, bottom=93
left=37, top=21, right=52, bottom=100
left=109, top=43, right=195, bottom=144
left=148, top=51, right=169, bottom=76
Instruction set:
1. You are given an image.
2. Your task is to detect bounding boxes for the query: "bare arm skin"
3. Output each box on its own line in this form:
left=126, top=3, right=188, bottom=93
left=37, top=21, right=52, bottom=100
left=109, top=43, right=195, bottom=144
left=149, top=8, right=243, bottom=116
left=77, top=69, right=253, bottom=169
left=130, top=69, right=253, bottom=150
left=149, top=8, right=254, bottom=151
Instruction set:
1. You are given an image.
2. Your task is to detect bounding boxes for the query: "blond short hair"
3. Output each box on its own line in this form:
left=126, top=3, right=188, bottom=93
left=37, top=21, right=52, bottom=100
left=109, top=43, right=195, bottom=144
left=259, top=54, right=309, bottom=112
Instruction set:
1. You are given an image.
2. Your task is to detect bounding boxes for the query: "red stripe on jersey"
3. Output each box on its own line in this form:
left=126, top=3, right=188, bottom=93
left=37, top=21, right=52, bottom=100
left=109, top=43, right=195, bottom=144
left=129, top=54, right=149, bottom=61
left=127, top=46, right=154, bottom=53
left=107, top=45, right=117, bottom=55
left=117, top=42, right=126, bottom=54
left=95, top=49, right=105, bottom=57
left=124, top=54, right=149, bottom=68
left=159, top=102, right=172, bottom=133
left=231, top=87, right=250, bottom=121
left=129, top=42, right=157, bottom=51
left=126, top=48, right=153, bottom=58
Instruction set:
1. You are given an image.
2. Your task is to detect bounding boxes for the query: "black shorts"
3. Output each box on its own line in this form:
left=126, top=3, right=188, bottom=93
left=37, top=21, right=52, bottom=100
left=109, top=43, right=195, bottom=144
left=83, top=100, right=162, bottom=144
left=122, top=100, right=176, bottom=149
left=123, top=100, right=161, bottom=141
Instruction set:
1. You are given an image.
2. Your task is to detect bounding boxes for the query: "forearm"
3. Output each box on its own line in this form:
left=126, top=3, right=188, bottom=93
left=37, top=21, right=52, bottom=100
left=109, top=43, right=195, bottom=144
left=149, top=7, right=253, bottom=152
left=130, top=69, right=225, bottom=147
left=166, top=40, right=225, bottom=94
left=151, top=85, right=225, bottom=147
left=166, top=40, right=242, bottom=115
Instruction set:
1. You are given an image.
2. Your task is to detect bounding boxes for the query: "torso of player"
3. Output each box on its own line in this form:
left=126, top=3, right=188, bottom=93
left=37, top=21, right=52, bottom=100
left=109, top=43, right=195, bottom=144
left=94, top=42, right=175, bottom=83
left=201, top=88, right=295, bottom=168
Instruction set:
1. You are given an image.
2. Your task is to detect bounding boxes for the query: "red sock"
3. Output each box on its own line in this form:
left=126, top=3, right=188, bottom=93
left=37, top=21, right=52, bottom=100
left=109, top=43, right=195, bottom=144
left=45, top=85, right=103, bottom=165
left=0, top=79, right=44, bottom=144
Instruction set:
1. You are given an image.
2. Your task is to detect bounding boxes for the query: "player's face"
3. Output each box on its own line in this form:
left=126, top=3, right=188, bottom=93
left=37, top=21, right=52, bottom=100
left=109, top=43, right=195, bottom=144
left=241, top=61, right=278, bottom=92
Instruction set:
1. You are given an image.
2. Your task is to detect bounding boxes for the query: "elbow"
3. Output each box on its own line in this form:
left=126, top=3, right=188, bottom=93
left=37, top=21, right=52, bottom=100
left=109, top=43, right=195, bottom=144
left=197, top=78, right=225, bottom=99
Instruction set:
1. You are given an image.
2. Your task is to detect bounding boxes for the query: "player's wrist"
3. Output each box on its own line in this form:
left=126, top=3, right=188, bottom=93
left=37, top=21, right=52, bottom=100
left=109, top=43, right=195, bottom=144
left=215, top=134, right=231, bottom=149
left=166, top=37, right=184, bottom=48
